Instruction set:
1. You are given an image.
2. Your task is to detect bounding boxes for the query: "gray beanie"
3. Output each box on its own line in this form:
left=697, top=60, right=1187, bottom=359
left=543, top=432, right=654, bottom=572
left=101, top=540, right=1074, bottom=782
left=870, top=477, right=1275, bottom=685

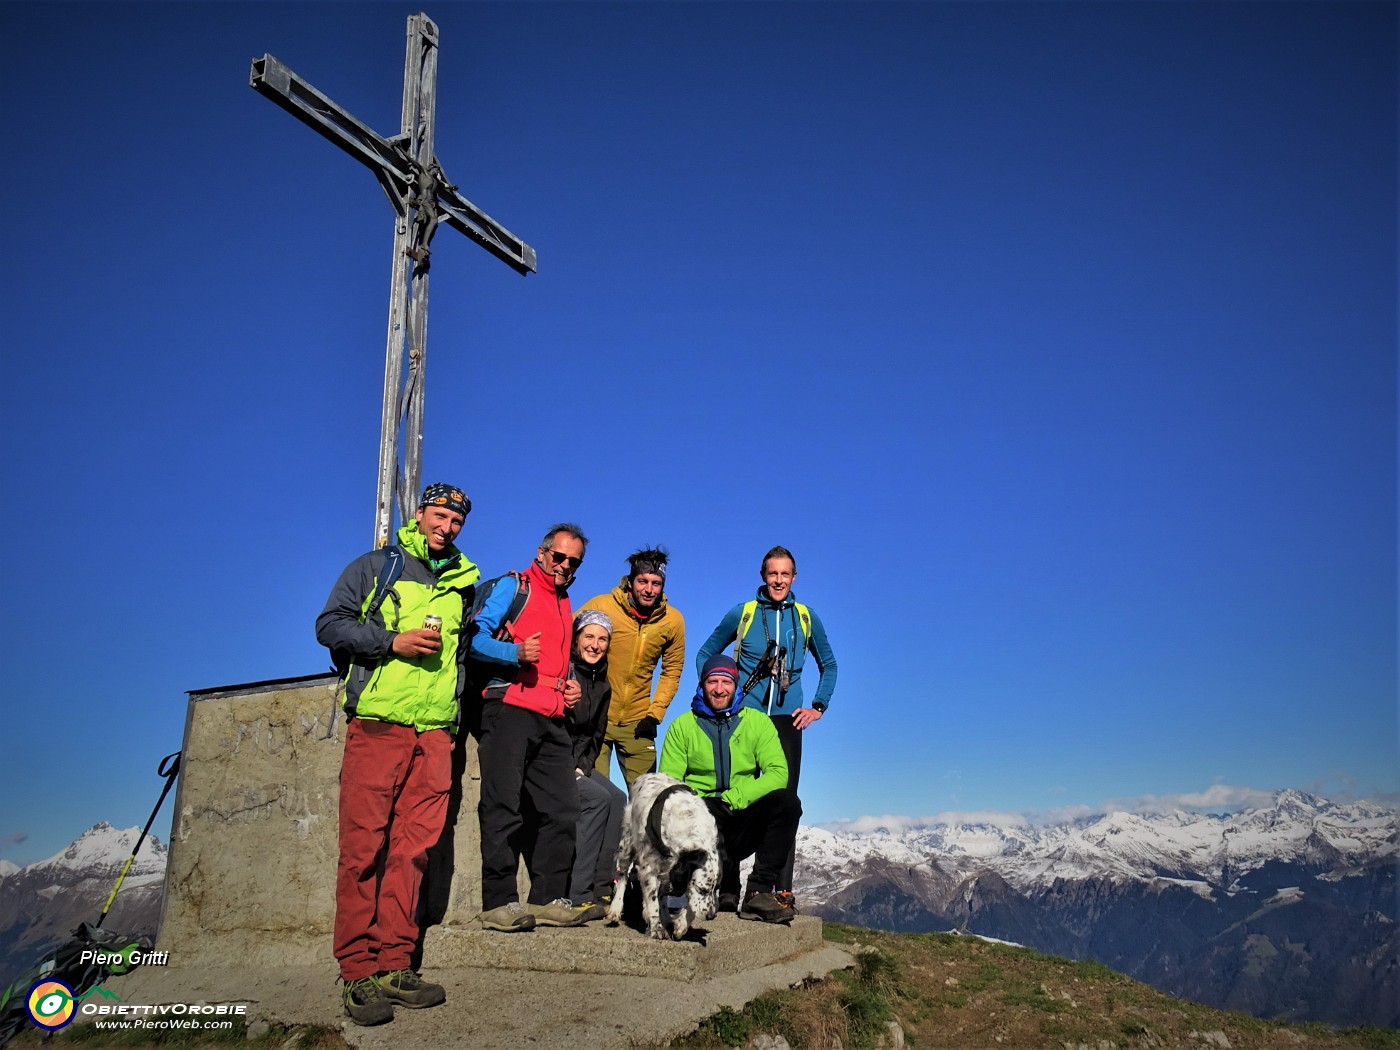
left=574, top=609, right=613, bottom=636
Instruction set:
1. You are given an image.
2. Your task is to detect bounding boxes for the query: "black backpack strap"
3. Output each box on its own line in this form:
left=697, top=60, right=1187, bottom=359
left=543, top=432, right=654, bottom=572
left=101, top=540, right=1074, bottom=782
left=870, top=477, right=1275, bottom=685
left=493, top=570, right=531, bottom=640
left=468, top=570, right=533, bottom=641
left=463, top=571, right=536, bottom=710
left=364, top=546, right=404, bottom=622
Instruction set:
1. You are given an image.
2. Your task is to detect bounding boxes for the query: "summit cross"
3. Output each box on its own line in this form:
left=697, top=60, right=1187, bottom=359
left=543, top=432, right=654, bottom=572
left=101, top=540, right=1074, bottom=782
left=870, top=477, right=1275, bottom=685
left=251, top=13, right=536, bottom=547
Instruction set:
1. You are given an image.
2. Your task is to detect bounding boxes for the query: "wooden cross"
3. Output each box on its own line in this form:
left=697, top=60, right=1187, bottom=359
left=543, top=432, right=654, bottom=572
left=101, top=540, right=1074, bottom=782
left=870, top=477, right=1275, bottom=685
left=250, top=13, right=536, bottom=548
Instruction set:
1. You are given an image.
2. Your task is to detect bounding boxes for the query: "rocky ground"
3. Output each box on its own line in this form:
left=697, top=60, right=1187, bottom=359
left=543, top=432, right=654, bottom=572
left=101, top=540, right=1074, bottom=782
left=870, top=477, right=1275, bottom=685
left=9, top=923, right=1397, bottom=1049
left=9, top=914, right=849, bottom=1050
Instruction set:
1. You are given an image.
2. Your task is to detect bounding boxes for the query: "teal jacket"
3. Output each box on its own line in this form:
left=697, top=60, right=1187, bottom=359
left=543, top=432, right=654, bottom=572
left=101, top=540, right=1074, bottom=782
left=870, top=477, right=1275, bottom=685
left=658, top=696, right=787, bottom=811
left=315, top=523, right=480, bottom=732
left=696, top=587, right=838, bottom=716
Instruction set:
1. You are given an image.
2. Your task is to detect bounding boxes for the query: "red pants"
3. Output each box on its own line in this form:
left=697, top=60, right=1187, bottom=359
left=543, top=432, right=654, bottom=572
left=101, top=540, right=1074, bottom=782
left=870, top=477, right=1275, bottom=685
left=333, top=718, right=452, bottom=981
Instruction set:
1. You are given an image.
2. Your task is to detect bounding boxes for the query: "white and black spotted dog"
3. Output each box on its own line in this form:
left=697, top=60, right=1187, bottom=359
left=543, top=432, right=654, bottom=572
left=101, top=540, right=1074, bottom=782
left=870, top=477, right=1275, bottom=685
left=605, top=772, right=720, bottom=940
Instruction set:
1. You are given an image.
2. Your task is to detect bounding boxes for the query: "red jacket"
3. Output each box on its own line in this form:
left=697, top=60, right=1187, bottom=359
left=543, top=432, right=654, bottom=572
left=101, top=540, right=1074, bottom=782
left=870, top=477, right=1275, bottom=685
left=495, top=561, right=574, bottom=718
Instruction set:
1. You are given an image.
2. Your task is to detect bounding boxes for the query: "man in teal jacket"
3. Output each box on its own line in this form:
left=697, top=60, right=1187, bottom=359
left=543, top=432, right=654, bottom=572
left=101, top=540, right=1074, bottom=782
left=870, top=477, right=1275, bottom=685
left=315, top=483, right=480, bottom=1026
left=695, top=545, right=837, bottom=901
left=659, top=654, right=801, bottom=924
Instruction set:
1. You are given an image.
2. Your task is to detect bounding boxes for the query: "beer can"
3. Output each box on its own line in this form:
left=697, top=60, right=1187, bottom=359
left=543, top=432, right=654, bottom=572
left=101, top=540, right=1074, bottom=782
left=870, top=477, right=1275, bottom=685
left=423, top=614, right=443, bottom=633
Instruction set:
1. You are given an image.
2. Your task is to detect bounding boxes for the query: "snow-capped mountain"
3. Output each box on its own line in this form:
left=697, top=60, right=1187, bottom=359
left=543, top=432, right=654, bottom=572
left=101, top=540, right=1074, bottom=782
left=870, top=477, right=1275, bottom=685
left=5, top=794, right=1394, bottom=1028
left=800, top=790, right=1395, bottom=894
left=796, top=790, right=1398, bottom=1028
left=23, top=822, right=168, bottom=883
left=0, top=823, right=166, bottom=988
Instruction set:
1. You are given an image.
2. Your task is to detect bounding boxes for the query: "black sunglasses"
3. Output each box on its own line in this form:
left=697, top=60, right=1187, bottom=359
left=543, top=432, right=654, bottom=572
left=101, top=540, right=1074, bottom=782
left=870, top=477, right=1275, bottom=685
left=545, top=549, right=583, bottom=568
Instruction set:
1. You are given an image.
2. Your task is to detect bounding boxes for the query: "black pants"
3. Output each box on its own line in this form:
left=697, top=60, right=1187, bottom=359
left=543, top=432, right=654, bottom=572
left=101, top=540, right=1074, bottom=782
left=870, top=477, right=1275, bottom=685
left=477, top=701, right=579, bottom=910
left=706, top=788, right=802, bottom=897
left=771, top=715, right=803, bottom=890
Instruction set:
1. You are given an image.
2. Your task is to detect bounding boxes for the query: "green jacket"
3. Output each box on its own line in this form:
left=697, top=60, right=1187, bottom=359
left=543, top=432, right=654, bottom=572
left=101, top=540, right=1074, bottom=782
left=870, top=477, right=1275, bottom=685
left=658, top=705, right=787, bottom=811
left=315, top=523, right=480, bottom=732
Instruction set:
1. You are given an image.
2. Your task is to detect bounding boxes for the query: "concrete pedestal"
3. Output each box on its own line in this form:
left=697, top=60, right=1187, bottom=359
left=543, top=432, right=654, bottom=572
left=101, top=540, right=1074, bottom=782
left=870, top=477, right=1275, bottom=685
left=138, top=674, right=852, bottom=1046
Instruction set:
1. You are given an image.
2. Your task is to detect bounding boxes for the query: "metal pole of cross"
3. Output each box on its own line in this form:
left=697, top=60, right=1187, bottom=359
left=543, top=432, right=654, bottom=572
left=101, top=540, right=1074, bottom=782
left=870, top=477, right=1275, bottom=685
left=251, top=13, right=536, bottom=546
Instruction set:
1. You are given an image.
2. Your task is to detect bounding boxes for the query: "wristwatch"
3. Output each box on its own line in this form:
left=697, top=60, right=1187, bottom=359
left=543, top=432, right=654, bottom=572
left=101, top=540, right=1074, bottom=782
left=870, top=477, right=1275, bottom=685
left=812, top=700, right=828, bottom=714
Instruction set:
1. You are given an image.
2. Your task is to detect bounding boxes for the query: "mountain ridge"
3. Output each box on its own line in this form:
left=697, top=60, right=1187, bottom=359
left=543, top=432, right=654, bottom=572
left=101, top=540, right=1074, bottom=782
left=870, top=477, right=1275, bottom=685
left=795, top=789, right=1398, bottom=1028
left=801, top=790, right=1396, bottom=891
left=3, top=791, right=1395, bottom=1028
left=0, top=823, right=166, bottom=989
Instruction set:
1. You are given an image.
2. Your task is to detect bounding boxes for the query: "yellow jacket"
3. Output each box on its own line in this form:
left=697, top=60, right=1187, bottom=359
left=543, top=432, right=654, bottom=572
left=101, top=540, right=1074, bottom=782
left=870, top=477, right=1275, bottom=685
left=580, top=578, right=686, bottom=724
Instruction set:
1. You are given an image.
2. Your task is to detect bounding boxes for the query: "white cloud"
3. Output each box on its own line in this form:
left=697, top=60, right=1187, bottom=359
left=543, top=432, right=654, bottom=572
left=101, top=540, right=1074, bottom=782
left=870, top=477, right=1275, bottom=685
left=1104, top=783, right=1278, bottom=816
left=821, top=782, right=1297, bottom=833
left=1034, top=804, right=1098, bottom=825
left=931, top=809, right=1032, bottom=830
left=820, top=814, right=920, bottom=834
left=821, top=809, right=1031, bottom=834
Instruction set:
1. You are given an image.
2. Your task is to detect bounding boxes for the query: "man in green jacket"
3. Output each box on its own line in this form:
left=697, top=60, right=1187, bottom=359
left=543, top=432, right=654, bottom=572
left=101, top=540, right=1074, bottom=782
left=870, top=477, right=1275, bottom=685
left=315, top=483, right=480, bottom=1025
left=658, top=654, right=801, bottom=924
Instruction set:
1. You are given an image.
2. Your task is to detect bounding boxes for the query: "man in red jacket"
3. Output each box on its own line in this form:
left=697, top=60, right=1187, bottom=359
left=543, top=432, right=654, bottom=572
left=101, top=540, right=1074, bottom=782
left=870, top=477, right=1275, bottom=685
left=468, top=523, right=588, bottom=932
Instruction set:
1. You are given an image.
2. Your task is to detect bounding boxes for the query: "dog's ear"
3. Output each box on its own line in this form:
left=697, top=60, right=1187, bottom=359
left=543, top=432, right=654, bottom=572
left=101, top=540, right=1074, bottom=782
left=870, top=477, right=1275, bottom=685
left=669, top=849, right=708, bottom=896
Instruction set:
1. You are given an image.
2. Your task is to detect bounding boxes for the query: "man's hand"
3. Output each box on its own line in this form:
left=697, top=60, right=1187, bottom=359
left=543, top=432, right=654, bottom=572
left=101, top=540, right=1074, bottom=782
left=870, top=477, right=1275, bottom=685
left=563, top=678, right=582, bottom=708
left=791, top=707, right=824, bottom=730
left=705, top=796, right=733, bottom=819
left=392, top=629, right=443, bottom=659
left=634, top=715, right=660, bottom=740
left=516, top=632, right=542, bottom=664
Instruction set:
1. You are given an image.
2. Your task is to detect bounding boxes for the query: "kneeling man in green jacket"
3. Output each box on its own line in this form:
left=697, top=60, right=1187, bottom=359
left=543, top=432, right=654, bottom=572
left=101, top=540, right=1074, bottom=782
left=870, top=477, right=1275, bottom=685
left=658, top=654, right=801, bottom=924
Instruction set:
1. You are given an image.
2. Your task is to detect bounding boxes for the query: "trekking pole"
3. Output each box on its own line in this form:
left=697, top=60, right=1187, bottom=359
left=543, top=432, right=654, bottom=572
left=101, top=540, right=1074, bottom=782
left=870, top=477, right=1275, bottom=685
left=96, top=751, right=181, bottom=928
left=741, top=641, right=779, bottom=695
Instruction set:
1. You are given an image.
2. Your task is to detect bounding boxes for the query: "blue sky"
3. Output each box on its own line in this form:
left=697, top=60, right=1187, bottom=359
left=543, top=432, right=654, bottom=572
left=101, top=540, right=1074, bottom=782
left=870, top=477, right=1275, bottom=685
left=1, top=1, right=1394, bottom=867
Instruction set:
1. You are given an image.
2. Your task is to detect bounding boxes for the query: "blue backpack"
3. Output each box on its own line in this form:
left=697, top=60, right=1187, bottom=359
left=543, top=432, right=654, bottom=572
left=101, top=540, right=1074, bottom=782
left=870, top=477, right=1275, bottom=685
left=457, top=571, right=532, bottom=735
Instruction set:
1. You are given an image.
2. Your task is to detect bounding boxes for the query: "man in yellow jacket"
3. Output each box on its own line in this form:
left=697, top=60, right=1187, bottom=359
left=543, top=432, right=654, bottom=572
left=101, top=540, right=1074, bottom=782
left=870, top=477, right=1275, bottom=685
left=580, top=547, right=685, bottom=789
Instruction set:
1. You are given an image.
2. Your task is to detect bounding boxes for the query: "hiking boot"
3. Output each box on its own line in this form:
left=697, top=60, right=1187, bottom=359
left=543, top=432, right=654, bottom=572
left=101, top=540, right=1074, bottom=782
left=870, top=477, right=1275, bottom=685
left=740, top=890, right=796, bottom=924
left=529, top=898, right=589, bottom=927
left=717, top=892, right=740, bottom=913
left=570, top=900, right=607, bottom=923
left=342, top=975, right=393, bottom=1026
left=479, top=901, right=537, bottom=932
left=774, top=890, right=799, bottom=914
left=378, top=968, right=445, bottom=1009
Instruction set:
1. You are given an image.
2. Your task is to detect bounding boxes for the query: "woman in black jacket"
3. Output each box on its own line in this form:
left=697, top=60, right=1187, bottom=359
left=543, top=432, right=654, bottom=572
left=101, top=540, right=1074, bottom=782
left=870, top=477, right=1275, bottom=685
left=565, top=609, right=627, bottom=919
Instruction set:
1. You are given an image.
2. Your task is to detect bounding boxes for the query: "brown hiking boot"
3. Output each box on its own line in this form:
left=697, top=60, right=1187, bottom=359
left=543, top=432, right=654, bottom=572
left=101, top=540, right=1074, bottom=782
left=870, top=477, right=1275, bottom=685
left=378, top=968, right=445, bottom=1008
left=740, top=890, right=795, bottom=924
left=570, top=900, right=608, bottom=922
left=528, top=898, right=589, bottom=926
left=479, top=901, right=537, bottom=932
